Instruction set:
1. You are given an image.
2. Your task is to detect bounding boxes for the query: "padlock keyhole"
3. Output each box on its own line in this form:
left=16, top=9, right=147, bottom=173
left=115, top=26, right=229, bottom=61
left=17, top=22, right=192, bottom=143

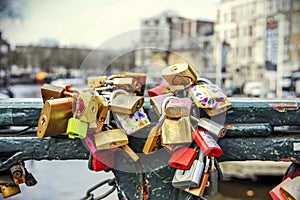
left=172, top=66, right=178, bottom=71
left=41, top=117, right=46, bottom=126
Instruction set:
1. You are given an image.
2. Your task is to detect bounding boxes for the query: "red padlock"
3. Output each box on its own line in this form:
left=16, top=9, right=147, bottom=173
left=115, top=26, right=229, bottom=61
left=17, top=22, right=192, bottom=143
left=192, top=129, right=223, bottom=157
left=92, top=150, right=115, bottom=172
left=168, top=147, right=198, bottom=170
left=148, top=83, right=169, bottom=97
left=269, top=177, right=292, bottom=200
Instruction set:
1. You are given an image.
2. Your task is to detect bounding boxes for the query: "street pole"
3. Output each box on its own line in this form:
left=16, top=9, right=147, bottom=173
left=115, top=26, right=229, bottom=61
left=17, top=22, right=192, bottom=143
left=276, top=13, right=285, bottom=98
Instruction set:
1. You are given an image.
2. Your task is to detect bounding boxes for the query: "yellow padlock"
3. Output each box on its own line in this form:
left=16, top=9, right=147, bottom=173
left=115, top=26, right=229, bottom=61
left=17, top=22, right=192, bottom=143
left=67, top=118, right=89, bottom=139
left=0, top=185, right=21, bottom=198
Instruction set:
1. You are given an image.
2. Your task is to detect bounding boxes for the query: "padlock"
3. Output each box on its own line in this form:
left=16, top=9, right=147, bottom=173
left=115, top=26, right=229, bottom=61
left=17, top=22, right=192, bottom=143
left=165, top=97, right=192, bottom=118
left=90, top=150, right=115, bottom=171
left=148, top=83, right=169, bottom=97
left=197, top=117, right=227, bottom=140
left=192, top=129, right=223, bottom=157
left=113, top=77, right=138, bottom=92
left=161, top=116, right=192, bottom=145
left=269, top=177, right=292, bottom=200
left=120, top=144, right=139, bottom=162
left=185, top=156, right=210, bottom=197
left=205, top=157, right=219, bottom=196
left=41, top=83, right=65, bottom=103
left=10, top=165, right=25, bottom=185
left=150, top=93, right=174, bottom=116
left=172, top=151, right=205, bottom=188
left=168, top=147, right=198, bottom=170
left=75, top=92, right=99, bottom=123
left=113, top=106, right=151, bottom=135
left=161, top=63, right=197, bottom=85
left=83, top=133, right=98, bottom=153
left=24, top=167, right=38, bottom=187
left=142, top=126, right=162, bottom=154
left=161, top=85, right=186, bottom=94
left=95, top=95, right=108, bottom=132
left=109, top=90, right=144, bottom=114
left=87, top=76, right=107, bottom=88
left=67, top=117, right=89, bottom=139
left=189, top=82, right=227, bottom=109
left=37, top=97, right=74, bottom=138
left=0, top=185, right=21, bottom=198
left=94, top=129, right=128, bottom=150
left=125, top=72, right=147, bottom=94
left=204, top=98, right=232, bottom=117
left=280, top=176, right=300, bottom=200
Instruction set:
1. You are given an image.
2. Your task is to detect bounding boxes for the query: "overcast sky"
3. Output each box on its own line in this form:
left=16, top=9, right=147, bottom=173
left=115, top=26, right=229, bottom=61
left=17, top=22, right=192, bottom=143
left=0, top=0, right=220, bottom=49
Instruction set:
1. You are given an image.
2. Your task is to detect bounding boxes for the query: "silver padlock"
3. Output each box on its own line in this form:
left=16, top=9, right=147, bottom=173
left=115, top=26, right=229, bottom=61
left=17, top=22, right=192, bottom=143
left=172, top=151, right=205, bottom=189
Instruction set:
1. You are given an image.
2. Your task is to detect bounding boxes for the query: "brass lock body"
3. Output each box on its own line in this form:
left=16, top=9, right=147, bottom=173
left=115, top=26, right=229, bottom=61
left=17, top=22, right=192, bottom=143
left=109, top=93, right=144, bottom=114
left=37, top=97, right=73, bottom=138
left=94, top=129, right=128, bottom=150
left=87, top=76, right=107, bottom=88
left=161, top=117, right=192, bottom=145
left=143, top=126, right=162, bottom=154
left=95, top=95, right=109, bottom=132
left=41, top=83, right=65, bottom=103
left=113, top=78, right=138, bottom=92
left=161, top=63, right=197, bottom=85
left=75, top=93, right=99, bottom=123
left=0, top=185, right=21, bottom=198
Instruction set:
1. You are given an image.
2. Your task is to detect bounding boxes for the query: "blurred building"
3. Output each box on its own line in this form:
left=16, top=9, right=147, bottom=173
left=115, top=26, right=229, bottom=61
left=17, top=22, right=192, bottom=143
left=14, top=45, right=92, bottom=70
left=215, top=0, right=293, bottom=97
left=0, top=32, right=11, bottom=86
left=137, top=11, right=215, bottom=81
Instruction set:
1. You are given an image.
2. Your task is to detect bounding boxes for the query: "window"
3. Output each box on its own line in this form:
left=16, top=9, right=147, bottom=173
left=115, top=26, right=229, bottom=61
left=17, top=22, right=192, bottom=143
left=249, top=25, right=253, bottom=37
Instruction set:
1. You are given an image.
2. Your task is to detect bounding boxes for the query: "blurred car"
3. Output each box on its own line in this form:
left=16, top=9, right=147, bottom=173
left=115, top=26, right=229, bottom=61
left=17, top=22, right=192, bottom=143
left=243, top=81, right=267, bottom=97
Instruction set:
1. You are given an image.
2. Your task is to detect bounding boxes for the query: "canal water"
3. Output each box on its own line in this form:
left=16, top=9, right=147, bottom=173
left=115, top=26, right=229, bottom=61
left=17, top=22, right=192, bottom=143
left=0, top=84, right=283, bottom=200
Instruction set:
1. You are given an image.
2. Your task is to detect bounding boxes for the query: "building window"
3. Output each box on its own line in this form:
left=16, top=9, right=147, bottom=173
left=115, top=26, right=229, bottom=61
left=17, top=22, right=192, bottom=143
left=231, top=9, right=236, bottom=22
left=248, top=47, right=252, bottom=58
left=249, top=25, right=253, bottom=37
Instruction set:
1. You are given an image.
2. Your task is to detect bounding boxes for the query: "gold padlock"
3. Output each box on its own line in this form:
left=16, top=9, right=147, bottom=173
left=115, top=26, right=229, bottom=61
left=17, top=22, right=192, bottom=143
left=150, top=93, right=174, bottom=116
left=113, top=77, right=138, bottom=91
left=41, top=83, right=65, bottom=103
left=95, top=95, right=109, bottom=132
left=165, top=97, right=192, bottom=118
left=143, top=126, right=162, bottom=154
left=121, top=144, right=139, bottom=162
left=0, top=185, right=21, bottom=198
left=87, top=76, right=107, bottom=88
left=109, top=90, right=144, bottom=114
left=161, top=63, right=197, bottom=85
left=75, top=93, right=99, bottom=123
left=124, top=72, right=147, bottom=93
left=94, top=129, right=128, bottom=150
left=161, top=116, right=192, bottom=145
left=37, top=97, right=74, bottom=138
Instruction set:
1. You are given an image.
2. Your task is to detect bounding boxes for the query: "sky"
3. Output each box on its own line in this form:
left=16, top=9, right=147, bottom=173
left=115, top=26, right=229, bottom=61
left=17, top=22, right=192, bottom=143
left=0, top=0, right=220, bottom=49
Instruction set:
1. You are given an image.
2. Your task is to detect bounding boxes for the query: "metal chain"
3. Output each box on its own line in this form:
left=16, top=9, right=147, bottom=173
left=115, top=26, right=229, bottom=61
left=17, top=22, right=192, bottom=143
left=79, top=178, right=117, bottom=200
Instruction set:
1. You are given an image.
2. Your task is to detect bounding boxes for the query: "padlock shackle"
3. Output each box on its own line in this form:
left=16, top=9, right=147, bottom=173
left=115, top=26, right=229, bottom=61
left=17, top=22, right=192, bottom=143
left=109, top=89, right=129, bottom=102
